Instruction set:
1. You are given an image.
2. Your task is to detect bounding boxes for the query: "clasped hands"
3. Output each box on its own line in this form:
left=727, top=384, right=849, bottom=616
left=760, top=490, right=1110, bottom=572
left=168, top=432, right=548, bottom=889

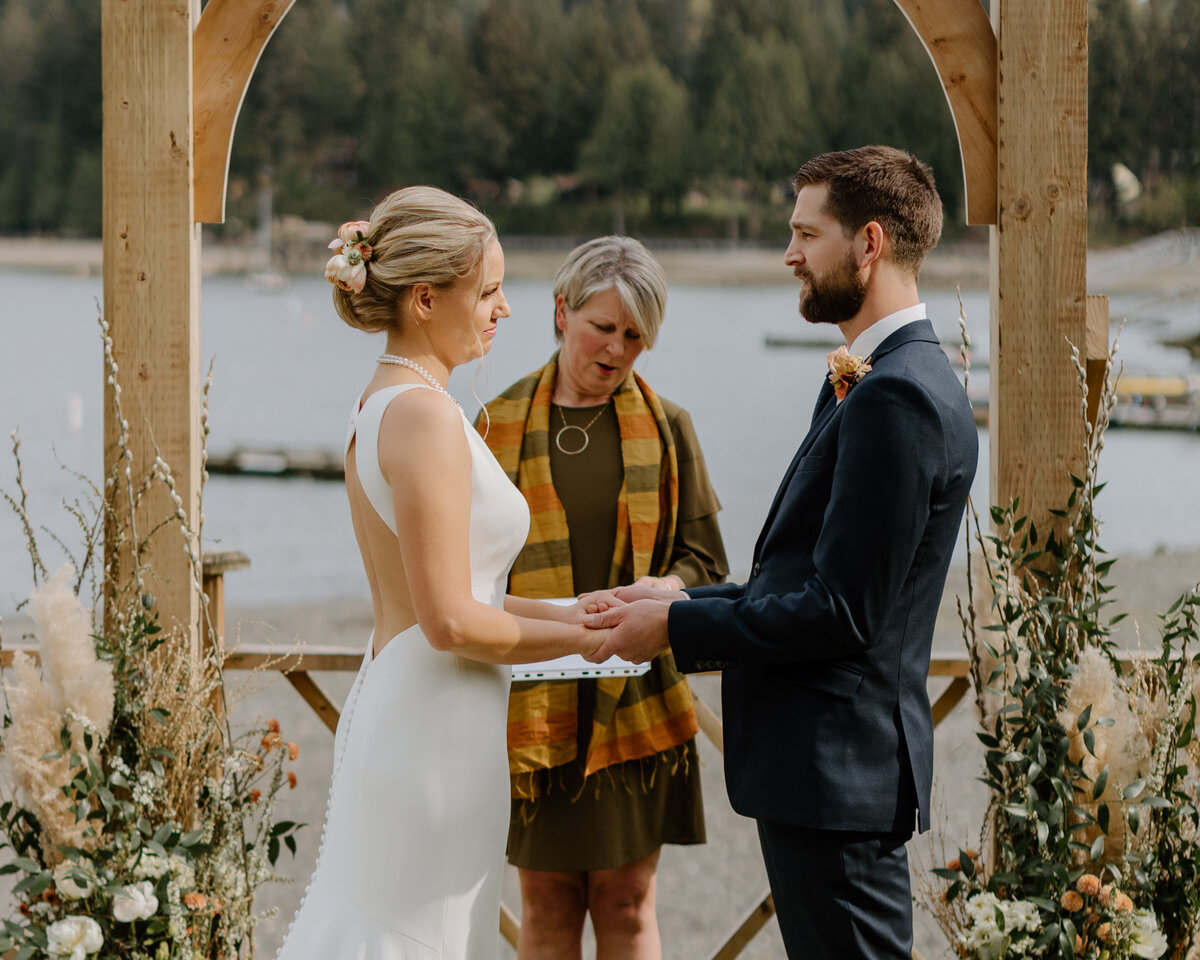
left=574, top=577, right=686, bottom=665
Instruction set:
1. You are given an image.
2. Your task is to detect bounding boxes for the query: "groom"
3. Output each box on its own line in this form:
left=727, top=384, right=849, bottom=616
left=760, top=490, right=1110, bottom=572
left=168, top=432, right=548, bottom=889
left=583, top=146, right=978, bottom=958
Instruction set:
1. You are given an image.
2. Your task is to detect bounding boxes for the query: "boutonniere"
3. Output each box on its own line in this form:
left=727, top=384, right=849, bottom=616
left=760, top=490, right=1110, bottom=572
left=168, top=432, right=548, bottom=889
left=826, top=346, right=872, bottom=402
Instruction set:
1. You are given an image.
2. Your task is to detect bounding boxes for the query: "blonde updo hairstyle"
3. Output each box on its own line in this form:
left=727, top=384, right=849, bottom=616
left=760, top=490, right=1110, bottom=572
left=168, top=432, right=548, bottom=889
left=552, top=236, right=667, bottom=349
left=332, top=186, right=498, bottom=334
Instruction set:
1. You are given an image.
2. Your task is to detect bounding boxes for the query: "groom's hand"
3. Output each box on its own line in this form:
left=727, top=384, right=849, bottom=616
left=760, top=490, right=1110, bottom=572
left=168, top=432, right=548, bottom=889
left=582, top=598, right=674, bottom=664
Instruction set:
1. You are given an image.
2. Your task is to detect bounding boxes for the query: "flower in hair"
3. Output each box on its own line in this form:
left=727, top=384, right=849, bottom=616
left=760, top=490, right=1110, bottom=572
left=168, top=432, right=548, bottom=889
left=826, top=346, right=872, bottom=401
left=325, top=220, right=373, bottom=293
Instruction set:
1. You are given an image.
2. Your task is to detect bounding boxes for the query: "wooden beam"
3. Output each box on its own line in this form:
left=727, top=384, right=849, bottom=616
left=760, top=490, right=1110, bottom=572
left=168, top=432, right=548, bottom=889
left=989, top=0, right=1089, bottom=534
left=1086, top=294, right=1110, bottom=427
left=102, top=0, right=201, bottom=644
left=284, top=672, right=341, bottom=735
left=891, top=0, right=998, bottom=225
left=707, top=893, right=776, bottom=960
left=193, top=0, right=298, bottom=223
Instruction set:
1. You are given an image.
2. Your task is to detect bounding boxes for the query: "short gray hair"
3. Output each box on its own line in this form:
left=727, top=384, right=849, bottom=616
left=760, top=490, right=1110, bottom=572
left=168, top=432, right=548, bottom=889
left=552, top=236, right=667, bottom=348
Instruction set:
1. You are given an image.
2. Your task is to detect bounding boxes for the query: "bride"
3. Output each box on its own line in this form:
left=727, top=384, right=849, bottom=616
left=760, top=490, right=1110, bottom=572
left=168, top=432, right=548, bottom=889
left=276, top=187, right=606, bottom=960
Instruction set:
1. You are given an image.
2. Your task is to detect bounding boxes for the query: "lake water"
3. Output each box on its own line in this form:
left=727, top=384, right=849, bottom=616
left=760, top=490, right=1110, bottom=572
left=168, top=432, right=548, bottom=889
left=2, top=268, right=1199, bottom=615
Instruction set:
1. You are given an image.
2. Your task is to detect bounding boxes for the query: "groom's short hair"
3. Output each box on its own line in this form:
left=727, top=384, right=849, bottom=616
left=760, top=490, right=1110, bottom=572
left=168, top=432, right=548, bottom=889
left=793, top=146, right=943, bottom=275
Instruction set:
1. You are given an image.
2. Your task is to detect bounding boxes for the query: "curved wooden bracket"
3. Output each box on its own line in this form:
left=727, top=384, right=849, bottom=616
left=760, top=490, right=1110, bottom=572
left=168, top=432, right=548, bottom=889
left=891, top=0, right=997, bottom=225
left=193, top=0, right=297, bottom=224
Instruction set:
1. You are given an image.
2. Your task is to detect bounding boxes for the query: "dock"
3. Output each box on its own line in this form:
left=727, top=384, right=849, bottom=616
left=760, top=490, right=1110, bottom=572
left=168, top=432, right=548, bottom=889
left=206, top=448, right=345, bottom=480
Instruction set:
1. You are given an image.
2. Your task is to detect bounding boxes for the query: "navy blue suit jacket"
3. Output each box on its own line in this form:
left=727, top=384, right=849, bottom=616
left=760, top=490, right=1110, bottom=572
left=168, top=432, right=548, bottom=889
left=669, top=319, right=978, bottom=833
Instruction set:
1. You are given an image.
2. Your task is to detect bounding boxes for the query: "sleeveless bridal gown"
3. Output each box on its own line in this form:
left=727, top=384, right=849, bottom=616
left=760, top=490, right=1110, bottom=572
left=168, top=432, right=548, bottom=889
left=276, top=384, right=530, bottom=960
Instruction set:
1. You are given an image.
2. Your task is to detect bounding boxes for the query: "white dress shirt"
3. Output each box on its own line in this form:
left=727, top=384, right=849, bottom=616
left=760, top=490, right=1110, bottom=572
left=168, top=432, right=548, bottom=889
left=847, top=302, right=927, bottom=359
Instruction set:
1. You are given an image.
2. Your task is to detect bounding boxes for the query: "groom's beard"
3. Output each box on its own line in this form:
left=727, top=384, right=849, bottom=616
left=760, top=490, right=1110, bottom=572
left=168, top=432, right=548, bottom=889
left=798, top=249, right=866, bottom=327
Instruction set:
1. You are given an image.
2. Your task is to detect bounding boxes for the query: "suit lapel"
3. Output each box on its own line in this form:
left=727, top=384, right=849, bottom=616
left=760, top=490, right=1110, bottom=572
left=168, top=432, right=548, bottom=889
left=747, top=319, right=940, bottom=567
left=751, top=379, right=837, bottom=563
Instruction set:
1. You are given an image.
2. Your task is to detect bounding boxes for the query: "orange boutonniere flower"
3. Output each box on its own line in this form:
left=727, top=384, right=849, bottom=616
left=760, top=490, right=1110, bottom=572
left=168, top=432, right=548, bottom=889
left=826, top=346, right=872, bottom=401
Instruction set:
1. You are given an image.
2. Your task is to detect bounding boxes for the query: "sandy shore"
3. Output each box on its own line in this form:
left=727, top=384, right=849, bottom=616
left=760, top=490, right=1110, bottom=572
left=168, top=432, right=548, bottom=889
left=1, top=550, right=1197, bottom=956
left=2, top=228, right=1197, bottom=291
left=137, top=549, right=1200, bottom=958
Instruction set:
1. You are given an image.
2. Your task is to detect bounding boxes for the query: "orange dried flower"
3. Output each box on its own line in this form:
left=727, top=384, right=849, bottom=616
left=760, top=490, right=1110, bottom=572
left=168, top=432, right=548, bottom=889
left=963, top=849, right=980, bottom=861
left=267, top=718, right=280, bottom=733
left=184, top=892, right=208, bottom=911
left=262, top=732, right=282, bottom=752
left=1114, top=892, right=1134, bottom=912
left=287, top=741, right=299, bottom=761
left=288, top=771, right=298, bottom=789
left=1098, top=922, right=1113, bottom=942
left=1061, top=890, right=1084, bottom=912
left=1075, top=934, right=1085, bottom=953
left=1098, top=884, right=1113, bottom=906
left=946, top=858, right=962, bottom=870
left=1077, top=873, right=1101, bottom=896
left=248, top=789, right=261, bottom=803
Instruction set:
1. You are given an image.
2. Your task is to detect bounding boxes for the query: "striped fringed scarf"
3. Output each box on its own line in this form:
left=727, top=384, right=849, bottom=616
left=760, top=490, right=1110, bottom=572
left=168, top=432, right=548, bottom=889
left=481, top=356, right=699, bottom=799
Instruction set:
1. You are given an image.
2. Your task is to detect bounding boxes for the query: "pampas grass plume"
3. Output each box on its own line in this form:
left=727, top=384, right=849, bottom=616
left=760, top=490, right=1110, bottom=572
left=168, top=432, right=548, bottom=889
left=0, top=564, right=115, bottom=857
left=29, top=564, right=114, bottom=734
left=1060, top=647, right=1149, bottom=860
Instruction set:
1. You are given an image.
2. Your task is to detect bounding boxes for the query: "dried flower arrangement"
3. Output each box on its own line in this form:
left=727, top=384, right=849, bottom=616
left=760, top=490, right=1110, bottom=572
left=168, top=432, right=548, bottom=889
left=922, top=313, right=1200, bottom=960
left=0, top=316, right=302, bottom=960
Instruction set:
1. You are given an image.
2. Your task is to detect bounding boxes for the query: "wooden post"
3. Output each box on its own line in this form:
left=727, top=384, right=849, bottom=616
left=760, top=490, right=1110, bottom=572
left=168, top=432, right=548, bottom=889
left=989, top=0, right=1090, bottom=529
left=102, top=0, right=201, bottom=644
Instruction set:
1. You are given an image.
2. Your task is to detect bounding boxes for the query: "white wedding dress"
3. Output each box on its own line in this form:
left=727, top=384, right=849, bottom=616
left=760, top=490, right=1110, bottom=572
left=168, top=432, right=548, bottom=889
left=276, top=384, right=530, bottom=960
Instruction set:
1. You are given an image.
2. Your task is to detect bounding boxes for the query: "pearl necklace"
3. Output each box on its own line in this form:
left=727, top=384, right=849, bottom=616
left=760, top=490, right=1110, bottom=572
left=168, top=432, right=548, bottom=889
left=376, top=354, right=461, bottom=411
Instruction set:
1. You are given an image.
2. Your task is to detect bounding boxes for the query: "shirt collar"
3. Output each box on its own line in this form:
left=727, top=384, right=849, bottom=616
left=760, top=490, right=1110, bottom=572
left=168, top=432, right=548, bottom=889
left=847, top=303, right=926, bottom=359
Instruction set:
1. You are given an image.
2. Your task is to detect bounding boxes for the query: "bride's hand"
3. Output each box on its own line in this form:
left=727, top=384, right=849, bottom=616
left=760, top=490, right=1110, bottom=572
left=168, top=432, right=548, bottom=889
left=580, top=625, right=611, bottom=660
left=576, top=589, right=627, bottom=615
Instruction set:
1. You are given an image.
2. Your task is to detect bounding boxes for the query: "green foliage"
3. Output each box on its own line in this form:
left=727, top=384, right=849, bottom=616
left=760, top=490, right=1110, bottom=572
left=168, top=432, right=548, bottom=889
left=0, top=318, right=304, bottom=959
left=4, top=0, right=1197, bottom=237
left=928, top=339, right=1200, bottom=958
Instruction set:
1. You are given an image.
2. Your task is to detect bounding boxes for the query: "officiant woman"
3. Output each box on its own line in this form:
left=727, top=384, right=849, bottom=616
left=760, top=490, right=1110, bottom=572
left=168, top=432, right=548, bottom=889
left=479, top=236, right=727, bottom=959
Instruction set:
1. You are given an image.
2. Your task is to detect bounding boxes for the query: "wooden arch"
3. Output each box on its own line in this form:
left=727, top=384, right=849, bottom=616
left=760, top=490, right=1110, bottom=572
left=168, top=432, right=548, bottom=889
left=102, top=2, right=1099, bottom=951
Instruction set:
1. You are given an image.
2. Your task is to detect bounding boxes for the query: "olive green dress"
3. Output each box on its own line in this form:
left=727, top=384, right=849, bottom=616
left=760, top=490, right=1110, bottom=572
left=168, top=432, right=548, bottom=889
left=506, top=396, right=729, bottom=873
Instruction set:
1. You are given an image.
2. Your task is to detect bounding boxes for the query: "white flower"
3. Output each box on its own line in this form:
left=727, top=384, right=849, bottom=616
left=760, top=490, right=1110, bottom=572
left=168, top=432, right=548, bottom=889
left=46, top=916, right=103, bottom=959
left=112, top=880, right=159, bottom=921
left=53, top=859, right=95, bottom=899
left=133, top=848, right=170, bottom=879
left=1130, top=909, right=1169, bottom=959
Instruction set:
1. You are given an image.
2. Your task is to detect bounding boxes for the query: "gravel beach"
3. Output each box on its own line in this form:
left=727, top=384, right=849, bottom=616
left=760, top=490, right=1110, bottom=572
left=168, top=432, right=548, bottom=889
left=209, top=548, right=1200, bottom=960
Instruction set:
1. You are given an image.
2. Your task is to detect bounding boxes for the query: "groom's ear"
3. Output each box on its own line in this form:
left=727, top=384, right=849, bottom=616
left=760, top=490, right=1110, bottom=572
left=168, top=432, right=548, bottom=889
left=856, top=220, right=887, bottom=269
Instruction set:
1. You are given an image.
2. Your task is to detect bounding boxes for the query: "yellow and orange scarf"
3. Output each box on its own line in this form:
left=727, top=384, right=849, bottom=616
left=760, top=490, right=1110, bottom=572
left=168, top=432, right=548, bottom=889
left=481, top=357, right=699, bottom=798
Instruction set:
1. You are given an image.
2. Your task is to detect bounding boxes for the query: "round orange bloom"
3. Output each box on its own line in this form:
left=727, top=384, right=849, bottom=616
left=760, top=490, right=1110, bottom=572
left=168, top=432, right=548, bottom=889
left=288, top=771, right=298, bottom=789
left=248, top=789, right=261, bottom=803
left=183, top=892, right=208, bottom=910
left=1076, top=874, right=1101, bottom=896
left=1098, top=884, right=1113, bottom=906
left=1098, top=922, right=1113, bottom=942
left=963, top=849, right=980, bottom=861
left=1061, top=890, right=1084, bottom=912
left=267, top=718, right=280, bottom=733
left=946, top=858, right=962, bottom=870
left=262, top=732, right=281, bottom=752
left=1114, top=892, right=1134, bottom=912
left=287, top=741, right=299, bottom=761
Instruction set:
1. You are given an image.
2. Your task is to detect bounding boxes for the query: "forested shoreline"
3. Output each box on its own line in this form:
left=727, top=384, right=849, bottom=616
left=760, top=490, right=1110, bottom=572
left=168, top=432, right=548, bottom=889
left=1, top=0, right=1196, bottom=241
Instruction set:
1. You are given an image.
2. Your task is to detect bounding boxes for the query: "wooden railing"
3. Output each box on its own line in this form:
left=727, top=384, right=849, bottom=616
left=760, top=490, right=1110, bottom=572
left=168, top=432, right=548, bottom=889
left=0, top=561, right=971, bottom=959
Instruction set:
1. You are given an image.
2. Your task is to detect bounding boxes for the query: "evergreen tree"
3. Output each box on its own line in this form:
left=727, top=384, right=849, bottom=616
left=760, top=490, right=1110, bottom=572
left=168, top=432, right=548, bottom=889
left=579, top=61, right=692, bottom=230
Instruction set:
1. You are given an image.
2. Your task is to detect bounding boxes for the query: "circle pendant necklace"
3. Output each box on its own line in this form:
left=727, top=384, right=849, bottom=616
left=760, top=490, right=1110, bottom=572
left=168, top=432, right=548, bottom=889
left=555, top=401, right=610, bottom=455
left=377, top=354, right=461, bottom=411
